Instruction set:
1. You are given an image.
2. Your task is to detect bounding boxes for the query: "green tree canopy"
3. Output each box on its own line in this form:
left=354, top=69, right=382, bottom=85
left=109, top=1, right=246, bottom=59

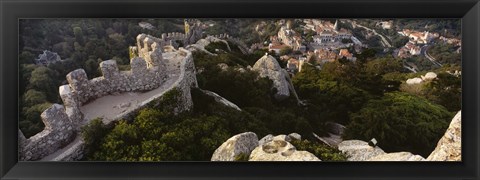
left=344, top=92, right=453, bottom=157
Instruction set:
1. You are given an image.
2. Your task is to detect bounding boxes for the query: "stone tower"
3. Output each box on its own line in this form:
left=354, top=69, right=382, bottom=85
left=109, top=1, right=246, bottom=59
left=184, top=19, right=203, bottom=46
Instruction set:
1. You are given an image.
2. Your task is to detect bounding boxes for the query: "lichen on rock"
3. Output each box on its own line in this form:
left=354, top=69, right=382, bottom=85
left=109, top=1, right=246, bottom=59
left=249, top=139, right=320, bottom=161
left=211, top=132, right=259, bottom=161
left=252, top=54, right=291, bottom=100
left=427, top=111, right=462, bottom=161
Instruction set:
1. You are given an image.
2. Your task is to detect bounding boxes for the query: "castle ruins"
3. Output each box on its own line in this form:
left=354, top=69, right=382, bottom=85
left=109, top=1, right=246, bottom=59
left=19, top=33, right=198, bottom=161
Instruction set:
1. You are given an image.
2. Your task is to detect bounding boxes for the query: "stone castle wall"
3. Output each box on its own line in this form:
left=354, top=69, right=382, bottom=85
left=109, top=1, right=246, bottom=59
left=18, top=104, right=76, bottom=160
left=19, top=33, right=197, bottom=161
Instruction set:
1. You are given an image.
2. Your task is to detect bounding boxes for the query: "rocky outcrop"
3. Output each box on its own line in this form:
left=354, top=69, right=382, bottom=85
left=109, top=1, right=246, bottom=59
left=201, top=89, right=241, bottom=111
left=213, top=133, right=319, bottom=161
left=406, top=77, right=423, bottom=85
left=406, top=72, right=438, bottom=85
left=338, top=140, right=426, bottom=161
left=259, top=134, right=300, bottom=146
left=427, top=111, right=462, bottom=161
left=211, top=132, right=259, bottom=161
left=314, top=122, right=346, bottom=148
left=337, top=140, right=386, bottom=161
left=259, top=134, right=274, bottom=146
left=249, top=139, right=320, bottom=161
left=421, top=72, right=437, bottom=80
left=288, top=133, right=302, bottom=141
left=325, top=122, right=346, bottom=135
left=253, top=54, right=290, bottom=100
left=367, top=152, right=425, bottom=161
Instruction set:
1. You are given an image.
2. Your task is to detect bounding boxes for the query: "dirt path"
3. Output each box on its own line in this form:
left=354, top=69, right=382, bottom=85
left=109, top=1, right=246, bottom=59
left=80, top=73, right=179, bottom=125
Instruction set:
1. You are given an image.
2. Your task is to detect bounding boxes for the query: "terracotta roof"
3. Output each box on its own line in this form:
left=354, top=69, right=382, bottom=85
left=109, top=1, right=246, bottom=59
left=269, top=44, right=289, bottom=50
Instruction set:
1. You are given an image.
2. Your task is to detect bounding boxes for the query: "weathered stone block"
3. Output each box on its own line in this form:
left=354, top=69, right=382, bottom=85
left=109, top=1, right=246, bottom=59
left=100, top=60, right=119, bottom=80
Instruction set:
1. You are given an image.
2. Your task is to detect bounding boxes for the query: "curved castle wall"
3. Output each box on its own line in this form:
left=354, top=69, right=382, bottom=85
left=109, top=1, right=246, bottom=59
left=19, top=34, right=197, bottom=161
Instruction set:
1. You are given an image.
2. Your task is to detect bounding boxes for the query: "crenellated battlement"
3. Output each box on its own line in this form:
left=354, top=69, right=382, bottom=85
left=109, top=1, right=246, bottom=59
left=19, top=104, right=76, bottom=160
left=161, top=32, right=187, bottom=41
left=20, top=34, right=198, bottom=161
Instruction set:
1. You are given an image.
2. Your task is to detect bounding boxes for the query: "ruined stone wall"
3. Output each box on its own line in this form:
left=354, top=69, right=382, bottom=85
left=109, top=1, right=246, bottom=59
left=161, top=32, right=187, bottom=42
left=19, top=36, right=198, bottom=161
left=172, top=48, right=197, bottom=113
left=66, top=34, right=168, bottom=107
left=19, top=104, right=76, bottom=160
left=110, top=48, right=197, bottom=121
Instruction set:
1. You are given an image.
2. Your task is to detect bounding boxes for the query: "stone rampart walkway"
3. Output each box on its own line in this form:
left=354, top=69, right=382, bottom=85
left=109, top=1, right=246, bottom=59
left=41, top=52, right=183, bottom=161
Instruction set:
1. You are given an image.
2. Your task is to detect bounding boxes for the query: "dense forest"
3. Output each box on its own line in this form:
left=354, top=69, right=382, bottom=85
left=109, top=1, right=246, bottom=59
left=19, top=19, right=461, bottom=160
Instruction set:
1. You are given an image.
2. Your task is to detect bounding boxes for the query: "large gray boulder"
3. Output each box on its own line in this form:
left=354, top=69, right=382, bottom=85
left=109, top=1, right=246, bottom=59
left=249, top=139, right=320, bottom=161
left=288, top=133, right=302, bottom=141
left=211, top=132, right=259, bottom=161
left=427, top=111, right=462, bottom=161
left=253, top=54, right=290, bottom=100
left=325, top=122, right=346, bottom=135
left=337, top=140, right=386, bottom=161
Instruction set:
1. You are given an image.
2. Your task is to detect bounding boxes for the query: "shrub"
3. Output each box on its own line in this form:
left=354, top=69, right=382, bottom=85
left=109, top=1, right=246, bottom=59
left=290, top=139, right=348, bottom=161
left=234, top=152, right=250, bottom=161
left=343, top=92, right=453, bottom=157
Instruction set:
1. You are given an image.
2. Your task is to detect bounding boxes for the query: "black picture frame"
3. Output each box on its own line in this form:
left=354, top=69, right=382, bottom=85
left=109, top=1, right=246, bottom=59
left=1, top=0, right=479, bottom=179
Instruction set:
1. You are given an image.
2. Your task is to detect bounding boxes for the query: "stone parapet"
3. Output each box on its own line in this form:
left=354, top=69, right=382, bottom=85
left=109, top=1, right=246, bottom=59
left=19, top=34, right=198, bottom=161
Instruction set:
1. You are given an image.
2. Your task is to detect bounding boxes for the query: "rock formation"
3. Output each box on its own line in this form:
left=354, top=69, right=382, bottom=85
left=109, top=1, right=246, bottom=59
left=288, top=133, right=302, bottom=141
left=213, top=133, right=319, bottom=161
left=252, top=54, right=291, bottom=100
left=315, top=122, right=346, bottom=148
left=249, top=139, right=320, bottom=161
left=406, top=77, right=423, bottom=85
left=367, top=152, right=425, bottom=161
left=337, top=140, right=386, bottom=161
left=259, top=134, right=274, bottom=146
left=211, top=132, right=259, bottom=161
left=421, top=72, right=437, bottom=81
left=200, top=89, right=241, bottom=111
left=427, top=111, right=462, bottom=161
left=406, top=71, right=438, bottom=85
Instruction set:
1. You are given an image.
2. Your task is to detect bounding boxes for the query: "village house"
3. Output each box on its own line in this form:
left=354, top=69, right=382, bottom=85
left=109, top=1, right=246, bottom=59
left=439, top=36, right=462, bottom=46
left=268, top=43, right=289, bottom=55
left=312, top=20, right=352, bottom=45
left=138, top=22, right=155, bottom=30
left=287, top=58, right=299, bottom=72
left=397, top=42, right=421, bottom=58
left=277, top=26, right=306, bottom=52
left=376, top=20, right=393, bottom=30
left=401, top=29, right=439, bottom=44
left=314, top=48, right=337, bottom=63
left=338, top=49, right=356, bottom=61
left=35, top=50, right=62, bottom=66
